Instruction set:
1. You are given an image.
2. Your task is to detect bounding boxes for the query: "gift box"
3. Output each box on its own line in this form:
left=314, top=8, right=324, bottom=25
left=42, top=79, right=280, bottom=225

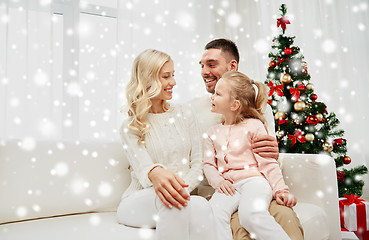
left=339, top=194, right=369, bottom=233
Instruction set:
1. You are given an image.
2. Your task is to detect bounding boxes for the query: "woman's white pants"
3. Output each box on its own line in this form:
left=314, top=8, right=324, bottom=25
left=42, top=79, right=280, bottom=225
left=117, top=187, right=216, bottom=240
left=209, top=176, right=291, bottom=240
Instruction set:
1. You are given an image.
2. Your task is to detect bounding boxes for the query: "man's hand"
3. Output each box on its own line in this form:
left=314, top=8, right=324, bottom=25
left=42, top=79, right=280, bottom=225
left=148, top=166, right=190, bottom=209
left=217, top=180, right=235, bottom=196
left=275, top=191, right=297, bottom=207
left=252, top=135, right=279, bottom=159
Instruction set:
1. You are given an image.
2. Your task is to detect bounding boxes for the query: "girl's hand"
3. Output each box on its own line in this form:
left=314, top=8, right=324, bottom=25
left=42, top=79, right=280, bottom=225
left=217, top=180, right=236, bottom=196
left=148, top=166, right=190, bottom=209
left=275, top=191, right=297, bottom=207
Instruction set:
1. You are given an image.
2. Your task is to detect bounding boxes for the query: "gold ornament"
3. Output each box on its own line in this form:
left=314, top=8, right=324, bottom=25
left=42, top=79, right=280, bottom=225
left=294, top=101, right=306, bottom=111
left=306, top=83, right=314, bottom=90
left=293, top=118, right=302, bottom=125
left=280, top=73, right=292, bottom=84
left=322, top=141, right=333, bottom=152
left=305, top=133, right=315, bottom=142
left=316, top=113, right=324, bottom=122
left=276, top=130, right=285, bottom=139
left=274, top=111, right=286, bottom=120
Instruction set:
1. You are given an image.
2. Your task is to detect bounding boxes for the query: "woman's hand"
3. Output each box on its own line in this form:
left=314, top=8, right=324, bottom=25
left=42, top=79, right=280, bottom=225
left=252, top=135, right=279, bottom=160
left=148, top=166, right=190, bottom=209
left=275, top=191, right=297, bottom=207
left=217, top=180, right=235, bottom=196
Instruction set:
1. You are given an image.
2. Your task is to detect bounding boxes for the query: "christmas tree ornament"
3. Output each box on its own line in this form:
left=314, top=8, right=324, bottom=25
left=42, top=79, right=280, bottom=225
left=280, top=73, right=292, bottom=84
left=306, top=115, right=319, bottom=125
left=305, top=133, right=315, bottom=142
left=268, top=81, right=284, bottom=97
left=274, top=111, right=286, bottom=120
left=292, top=118, right=302, bottom=125
left=333, top=138, right=347, bottom=146
left=284, top=47, right=292, bottom=55
left=301, top=61, right=308, bottom=73
left=276, top=130, right=285, bottom=139
left=288, top=129, right=306, bottom=147
left=316, top=113, right=324, bottom=122
left=306, top=83, right=314, bottom=90
left=322, top=141, right=333, bottom=152
left=294, top=101, right=306, bottom=111
left=343, top=156, right=351, bottom=165
left=269, top=61, right=276, bottom=68
left=310, top=94, right=318, bottom=101
left=337, top=171, right=345, bottom=182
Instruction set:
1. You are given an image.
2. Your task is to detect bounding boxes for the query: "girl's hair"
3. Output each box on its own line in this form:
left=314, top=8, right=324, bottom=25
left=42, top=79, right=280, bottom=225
left=125, top=49, right=171, bottom=144
left=222, top=71, right=268, bottom=124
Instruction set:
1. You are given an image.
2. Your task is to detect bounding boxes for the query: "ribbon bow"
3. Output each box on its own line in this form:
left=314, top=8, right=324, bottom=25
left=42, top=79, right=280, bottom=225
left=268, top=81, right=284, bottom=97
left=277, top=58, right=289, bottom=66
left=341, top=194, right=365, bottom=206
left=334, top=138, right=347, bottom=146
left=289, top=84, right=306, bottom=101
left=288, top=129, right=306, bottom=147
left=277, top=16, right=291, bottom=30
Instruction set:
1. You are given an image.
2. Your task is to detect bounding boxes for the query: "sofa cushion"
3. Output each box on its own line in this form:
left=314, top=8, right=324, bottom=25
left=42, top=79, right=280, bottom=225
left=294, top=202, right=329, bottom=240
left=0, top=212, right=156, bottom=240
left=0, top=141, right=130, bottom=224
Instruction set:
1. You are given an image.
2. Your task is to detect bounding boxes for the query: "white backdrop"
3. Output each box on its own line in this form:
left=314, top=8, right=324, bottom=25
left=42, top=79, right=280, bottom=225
left=1, top=0, right=369, bottom=197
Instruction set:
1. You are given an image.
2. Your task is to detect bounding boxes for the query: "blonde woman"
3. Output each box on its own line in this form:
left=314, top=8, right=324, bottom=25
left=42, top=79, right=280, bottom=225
left=203, top=71, right=296, bottom=240
left=117, top=49, right=216, bottom=240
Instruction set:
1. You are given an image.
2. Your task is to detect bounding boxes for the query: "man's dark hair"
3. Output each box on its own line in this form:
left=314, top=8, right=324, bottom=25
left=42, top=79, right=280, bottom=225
left=205, top=38, right=240, bottom=63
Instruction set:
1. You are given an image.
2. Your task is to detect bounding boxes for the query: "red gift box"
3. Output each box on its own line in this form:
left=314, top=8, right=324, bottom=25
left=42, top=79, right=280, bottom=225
left=340, top=194, right=369, bottom=233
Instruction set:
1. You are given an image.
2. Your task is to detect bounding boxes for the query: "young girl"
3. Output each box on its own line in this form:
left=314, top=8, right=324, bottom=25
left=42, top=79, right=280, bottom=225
left=203, top=71, right=296, bottom=240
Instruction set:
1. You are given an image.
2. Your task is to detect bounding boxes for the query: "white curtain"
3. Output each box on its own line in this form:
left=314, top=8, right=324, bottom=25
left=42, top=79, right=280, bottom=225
left=0, top=0, right=56, bottom=141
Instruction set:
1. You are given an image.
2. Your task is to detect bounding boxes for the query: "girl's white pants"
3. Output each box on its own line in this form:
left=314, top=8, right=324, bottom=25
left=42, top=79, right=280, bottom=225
left=210, top=176, right=291, bottom=240
left=117, top=187, right=216, bottom=240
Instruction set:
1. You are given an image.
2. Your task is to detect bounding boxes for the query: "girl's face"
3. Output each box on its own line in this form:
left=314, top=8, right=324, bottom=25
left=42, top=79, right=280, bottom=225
left=152, top=60, right=176, bottom=101
left=210, top=78, right=235, bottom=116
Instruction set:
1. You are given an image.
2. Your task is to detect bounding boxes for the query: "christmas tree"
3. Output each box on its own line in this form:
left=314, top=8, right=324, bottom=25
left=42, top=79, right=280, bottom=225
left=265, top=4, right=367, bottom=197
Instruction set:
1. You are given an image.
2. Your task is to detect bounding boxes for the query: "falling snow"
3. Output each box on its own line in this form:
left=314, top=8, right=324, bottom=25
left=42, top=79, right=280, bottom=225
left=0, top=1, right=368, bottom=239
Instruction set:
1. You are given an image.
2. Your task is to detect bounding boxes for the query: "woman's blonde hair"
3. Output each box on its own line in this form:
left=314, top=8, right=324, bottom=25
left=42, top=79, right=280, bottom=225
left=222, top=71, right=268, bottom=125
left=125, top=49, right=171, bottom=144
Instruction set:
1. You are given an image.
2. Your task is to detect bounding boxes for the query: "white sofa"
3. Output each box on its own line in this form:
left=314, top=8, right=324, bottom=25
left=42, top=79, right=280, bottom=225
left=0, top=140, right=341, bottom=240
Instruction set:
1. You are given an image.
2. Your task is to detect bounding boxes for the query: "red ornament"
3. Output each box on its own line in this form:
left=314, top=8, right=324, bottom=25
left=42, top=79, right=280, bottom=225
left=343, top=156, right=351, bottom=165
left=284, top=48, right=292, bottom=55
left=310, top=94, right=318, bottom=101
left=306, top=115, right=319, bottom=125
left=337, top=171, right=345, bottom=182
left=278, top=119, right=288, bottom=125
left=269, top=61, right=276, bottom=68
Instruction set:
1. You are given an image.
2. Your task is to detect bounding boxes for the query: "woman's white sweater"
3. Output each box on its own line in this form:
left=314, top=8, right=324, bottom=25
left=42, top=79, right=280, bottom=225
left=120, top=104, right=203, bottom=199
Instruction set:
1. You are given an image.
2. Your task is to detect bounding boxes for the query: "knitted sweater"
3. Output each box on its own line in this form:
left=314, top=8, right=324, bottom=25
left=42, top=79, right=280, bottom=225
left=203, top=118, right=288, bottom=198
left=120, top=104, right=203, bottom=199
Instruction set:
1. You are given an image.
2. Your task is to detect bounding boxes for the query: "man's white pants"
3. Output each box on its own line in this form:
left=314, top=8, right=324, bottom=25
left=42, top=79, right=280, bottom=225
left=209, top=176, right=291, bottom=240
left=117, top=187, right=216, bottom=240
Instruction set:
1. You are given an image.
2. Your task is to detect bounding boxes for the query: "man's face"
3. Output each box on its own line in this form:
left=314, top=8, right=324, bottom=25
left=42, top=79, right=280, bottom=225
left=199, top=48, right=231, bottom=94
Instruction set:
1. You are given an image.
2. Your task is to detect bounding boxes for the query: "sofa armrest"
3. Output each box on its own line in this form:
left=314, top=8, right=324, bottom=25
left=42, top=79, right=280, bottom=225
left=279, top=153, right=341, bottom=240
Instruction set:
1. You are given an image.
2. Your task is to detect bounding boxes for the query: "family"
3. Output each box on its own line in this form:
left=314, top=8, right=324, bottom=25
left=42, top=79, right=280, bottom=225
left=116, top=39, right=304, bottom=240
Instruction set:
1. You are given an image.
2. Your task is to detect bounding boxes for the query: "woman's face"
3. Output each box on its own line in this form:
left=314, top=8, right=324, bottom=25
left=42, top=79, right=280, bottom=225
left=152, top=60, right=176, bottom=101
